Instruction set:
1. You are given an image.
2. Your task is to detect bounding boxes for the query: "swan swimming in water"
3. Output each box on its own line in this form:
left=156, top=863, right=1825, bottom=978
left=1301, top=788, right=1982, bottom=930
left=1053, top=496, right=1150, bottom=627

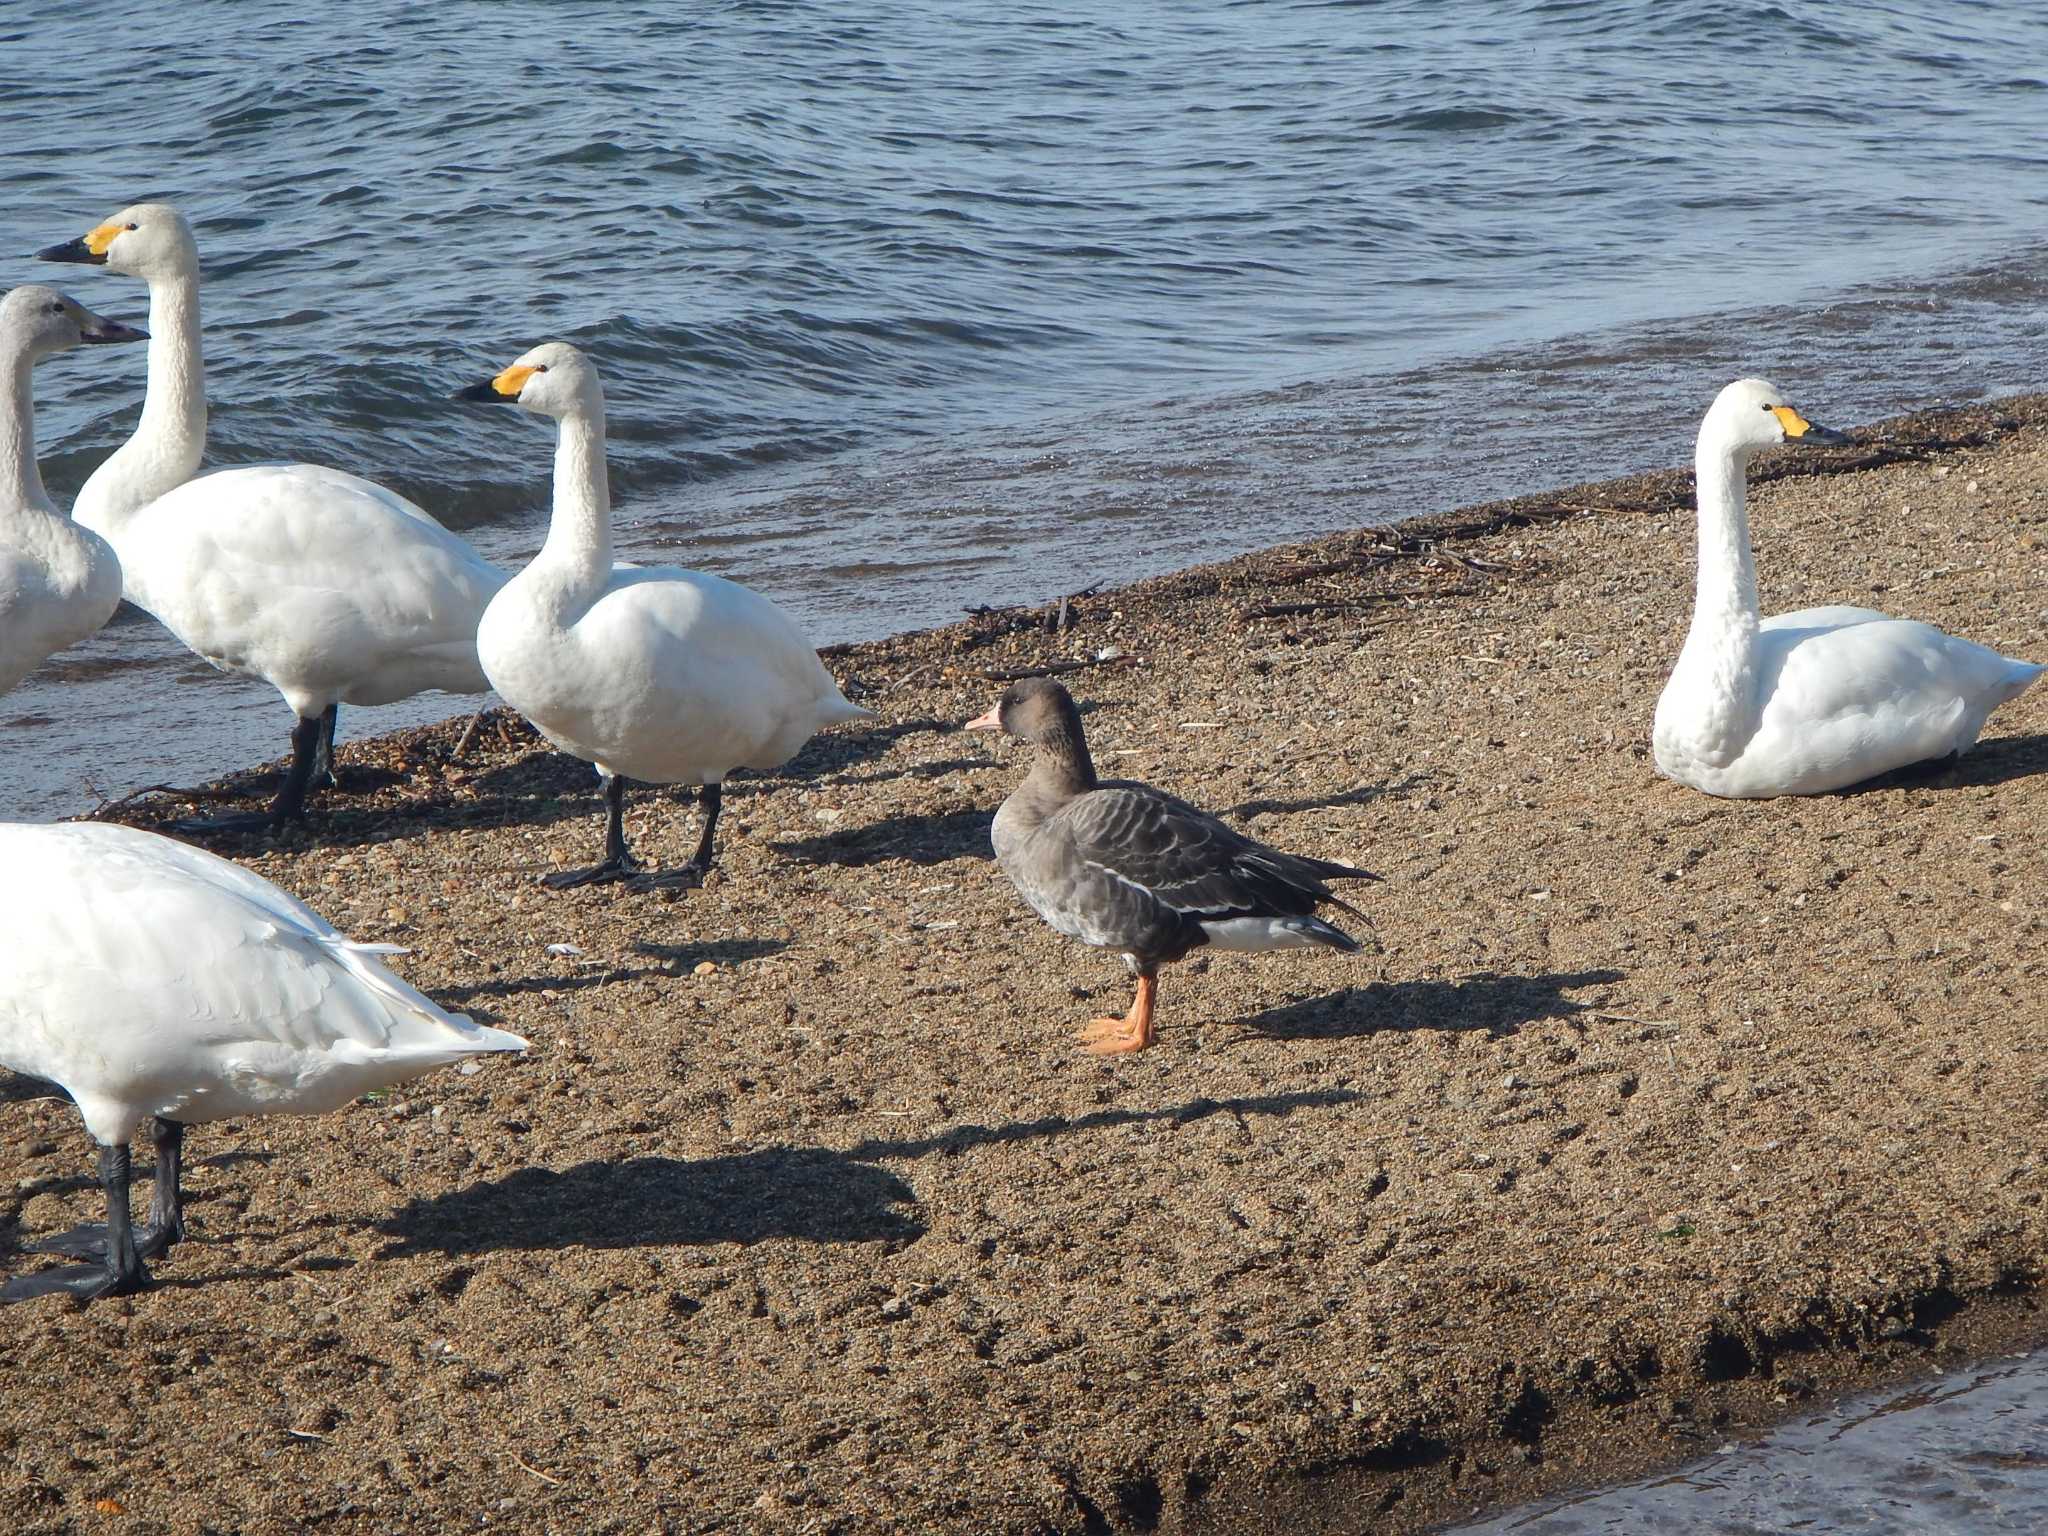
left=0, top=285, right=143, bottom=697
left=0, top=821, right=527, bottom=1304
left=457, top=341, right=872, bottom=890
left=1653, top=378, right=2042, bottom=798
left=38, top=202, right=505, bottom=830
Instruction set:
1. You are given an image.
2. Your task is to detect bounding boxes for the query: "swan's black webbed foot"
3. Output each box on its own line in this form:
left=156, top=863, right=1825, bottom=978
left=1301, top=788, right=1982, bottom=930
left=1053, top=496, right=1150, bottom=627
left=23, top=1119, right=183, bottom=1262
left=539, top=855, right=641, bottom=891
left=624, top=861, right=708, bottom=894
left=543, top=774, right=641, bottom=889
left=3, top=1144, right=150, bottom=1306
left=1, top=1257, right=148, bottom=1304
left=167, top=808, right=289, bottom=839
left=622, top=782, right=721, bottom=893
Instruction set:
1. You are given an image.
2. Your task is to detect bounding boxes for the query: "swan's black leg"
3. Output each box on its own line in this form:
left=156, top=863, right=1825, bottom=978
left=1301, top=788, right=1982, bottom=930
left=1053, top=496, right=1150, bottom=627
left=138, top=1118, right=185, bottom=1259
left=4, top=1144, right=149, bottom=1304
left=627, top=781, right=721, bottom=892
left=268, top=712, right=325, bottom=820
left=541, top=774, right=641, bottom=889
left=309, top=704, right=341, bottom=792
left=29, top=1116, right=186, bottom=1261
left=171, top=713, right=323, bottom=837
left=690, top=780, right=723, bottom=872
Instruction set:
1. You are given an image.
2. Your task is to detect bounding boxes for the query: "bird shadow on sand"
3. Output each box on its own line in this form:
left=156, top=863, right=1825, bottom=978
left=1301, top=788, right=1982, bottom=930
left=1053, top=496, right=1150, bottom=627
left=1838, top=732, right=2048, bottom=795
left=428, top=938, right=788, bottom=1008
left=1237, top=968, right=1628, bottom=1041
left=1224, top=772, right=1432, bottom=821
left=374, top=1149, right=924, bottom=1257
left=814, top=755, right=1001, bottom=792
left=836, top=1087, right=1365, bottom=1163
left=101, top=760, right=606, bottom=856
left=0, top=1071, right=65, bottom=1109
left=772, top=806, right=995, bottom=867
left=375, top=1088, right=1359, bottom=1259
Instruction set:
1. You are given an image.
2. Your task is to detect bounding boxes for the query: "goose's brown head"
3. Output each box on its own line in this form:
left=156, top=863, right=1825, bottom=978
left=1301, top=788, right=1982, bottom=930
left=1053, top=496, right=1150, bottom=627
left=964, top=677, right=1081, bottom=743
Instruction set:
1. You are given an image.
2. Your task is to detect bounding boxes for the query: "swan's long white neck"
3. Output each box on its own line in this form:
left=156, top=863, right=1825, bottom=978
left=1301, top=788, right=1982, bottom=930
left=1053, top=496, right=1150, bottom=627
left=72, top=272, right=206, bottom=539
left=526, top=402, right=613, bottom=615
left=0, top=343, right=54, bottom=517
left=1689, top=434, right=1762, bottom=630
left=1668, top=425, right=1763, bottom=752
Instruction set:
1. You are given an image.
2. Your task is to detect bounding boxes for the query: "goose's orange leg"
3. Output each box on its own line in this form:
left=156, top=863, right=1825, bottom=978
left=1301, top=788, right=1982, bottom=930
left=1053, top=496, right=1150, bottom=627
left=1077, top=973, right=1158, bottom=1055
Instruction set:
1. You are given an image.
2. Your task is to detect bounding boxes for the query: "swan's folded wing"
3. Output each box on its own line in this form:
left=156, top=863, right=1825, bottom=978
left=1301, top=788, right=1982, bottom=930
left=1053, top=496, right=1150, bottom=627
left=128, top=465, right=504, bottom=661
left=1, top=825, right=499, bottom=1062
left=1761, top=618, right=2025, bottom=722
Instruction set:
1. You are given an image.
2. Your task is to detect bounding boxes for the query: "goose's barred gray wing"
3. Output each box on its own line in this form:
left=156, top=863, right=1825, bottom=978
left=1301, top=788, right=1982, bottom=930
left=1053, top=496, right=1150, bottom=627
left=1005, top=785, right=1376, bottom=958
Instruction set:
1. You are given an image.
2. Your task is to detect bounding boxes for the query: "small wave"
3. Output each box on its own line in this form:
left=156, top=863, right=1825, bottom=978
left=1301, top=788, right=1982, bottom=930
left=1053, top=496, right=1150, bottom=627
left=538, top=139, right=634, bottom=167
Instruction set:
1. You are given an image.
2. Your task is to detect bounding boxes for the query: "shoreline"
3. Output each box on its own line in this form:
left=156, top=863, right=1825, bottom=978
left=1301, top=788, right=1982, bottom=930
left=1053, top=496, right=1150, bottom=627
left=5, top=393, right=2046, bottom=1533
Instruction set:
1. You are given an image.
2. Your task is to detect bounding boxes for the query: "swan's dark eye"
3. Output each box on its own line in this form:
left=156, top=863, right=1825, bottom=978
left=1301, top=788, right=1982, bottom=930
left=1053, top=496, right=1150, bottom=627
left=125, top=222, right=138, bottom=231
left=534, top=364, right=549, bottom=374
left=50, top=300, right=64, bottom=314
left=1760, top=404, right=1774, bottom=413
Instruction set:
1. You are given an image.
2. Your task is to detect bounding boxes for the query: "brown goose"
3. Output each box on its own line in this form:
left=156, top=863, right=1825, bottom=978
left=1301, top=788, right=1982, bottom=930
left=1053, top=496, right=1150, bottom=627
left=967, top=678, right=1378, bottom=1054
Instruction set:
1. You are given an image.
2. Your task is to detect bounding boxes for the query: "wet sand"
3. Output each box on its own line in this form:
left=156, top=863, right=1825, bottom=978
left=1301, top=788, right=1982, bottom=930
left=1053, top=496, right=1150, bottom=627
left=3, top=395, right=2045, bottom=1533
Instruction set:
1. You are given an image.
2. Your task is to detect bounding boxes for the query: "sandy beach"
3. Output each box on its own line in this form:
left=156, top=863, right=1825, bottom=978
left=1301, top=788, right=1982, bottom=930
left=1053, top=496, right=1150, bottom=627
left=4, top=394, right=2045, bottom=1534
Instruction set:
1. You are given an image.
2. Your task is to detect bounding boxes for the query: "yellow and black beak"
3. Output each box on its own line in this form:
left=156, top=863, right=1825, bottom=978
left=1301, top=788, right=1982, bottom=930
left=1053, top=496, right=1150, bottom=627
left=37, top=236, right=103, bottom=266
left=37, top=221, right=124, bottom=267
left=454, top=361, right=536, bottom=404
left=1771, top=405, right=1850, bottom=447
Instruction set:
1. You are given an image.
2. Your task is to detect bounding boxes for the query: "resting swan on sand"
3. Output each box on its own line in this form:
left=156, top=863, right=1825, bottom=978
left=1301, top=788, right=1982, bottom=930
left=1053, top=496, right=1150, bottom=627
left=39, top=202, right=505, bottom=829
left=457, top=342, right=871, bottom=890
left=969, top=678, right=1378, bottom=1054
left=0, top=821, right=526, bottom=1304
left=1653, top=378, right=2042, bottom=798
left=0, top=286, right=143, bottom=696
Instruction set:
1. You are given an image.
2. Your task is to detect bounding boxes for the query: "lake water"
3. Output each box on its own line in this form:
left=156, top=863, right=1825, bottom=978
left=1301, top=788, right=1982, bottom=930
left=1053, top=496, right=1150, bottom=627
left=1448, top=1351, right=2048, bottom=1535
left=5, top=1, right=2048, bottom=816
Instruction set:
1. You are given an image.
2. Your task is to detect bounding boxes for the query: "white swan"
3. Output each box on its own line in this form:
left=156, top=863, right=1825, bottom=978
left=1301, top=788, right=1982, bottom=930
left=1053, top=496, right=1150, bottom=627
left=0, top=286, right=142, bottom=696
left=457, top=342, right=872, bottom=889
left=0, top=820, right=527, bottom=1303
left=39, top=202, right=506, bottom=828
left=1653, top=378, right=2043, bottom=797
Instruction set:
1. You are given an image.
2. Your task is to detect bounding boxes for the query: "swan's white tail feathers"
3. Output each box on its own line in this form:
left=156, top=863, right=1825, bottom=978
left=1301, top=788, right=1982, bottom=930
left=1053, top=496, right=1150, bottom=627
left=467, top=1023, right=532, bottom=1054
left=305, top=930, right=528, bottom=1056
left=820, top=690, right=877, bottom=726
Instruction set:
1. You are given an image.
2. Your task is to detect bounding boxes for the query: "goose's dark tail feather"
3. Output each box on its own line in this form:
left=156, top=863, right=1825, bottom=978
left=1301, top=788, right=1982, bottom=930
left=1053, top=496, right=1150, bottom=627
left=1291, top=853, right=1382, bottom=885
left=1288, top=915, right=1363, bottom=953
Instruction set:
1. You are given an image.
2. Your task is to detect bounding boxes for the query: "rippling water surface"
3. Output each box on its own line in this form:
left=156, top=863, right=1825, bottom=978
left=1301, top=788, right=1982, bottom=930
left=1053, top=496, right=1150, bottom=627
left=1449, top=1353, right=2048, bottom=1534
left=3, top=0, right=2047, bottom=817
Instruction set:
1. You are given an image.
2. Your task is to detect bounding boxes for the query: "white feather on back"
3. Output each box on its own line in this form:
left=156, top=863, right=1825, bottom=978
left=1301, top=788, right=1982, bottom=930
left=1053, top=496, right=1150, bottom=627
left=480, top=560, right=868, bottom=786
left=114, top=464, right=505, bottom=716
left=0, top=823, right=525, bottom=1143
